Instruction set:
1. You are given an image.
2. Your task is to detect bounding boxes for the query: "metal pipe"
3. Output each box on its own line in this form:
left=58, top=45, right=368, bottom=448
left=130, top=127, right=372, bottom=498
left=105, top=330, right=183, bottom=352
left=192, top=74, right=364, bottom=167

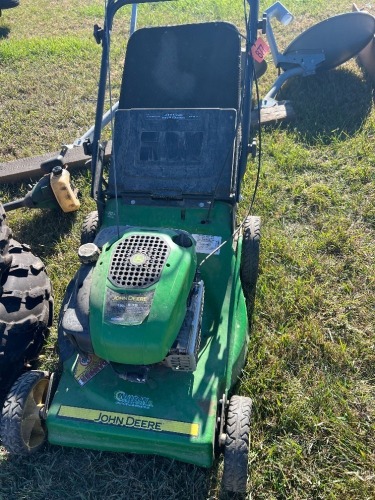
left=74, top=2, right=138, bottom=147
left=130, top=3, right=138, bottom=34
left=91, top=12, right=111, bottom=203
left=263, top=66, right=304, bottom=100
left=74, top=101, right=119, bottom=146
left=264, top=2, right=294, bottom=68
left=238, top=0, right=260, bottom=182
left=3, top=199, right=26, bottom=212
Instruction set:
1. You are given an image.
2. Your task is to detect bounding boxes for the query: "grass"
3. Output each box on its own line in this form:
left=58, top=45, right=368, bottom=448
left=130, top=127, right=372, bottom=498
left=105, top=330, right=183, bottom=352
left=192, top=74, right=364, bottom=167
left=1, top=0, right=374, bottom=498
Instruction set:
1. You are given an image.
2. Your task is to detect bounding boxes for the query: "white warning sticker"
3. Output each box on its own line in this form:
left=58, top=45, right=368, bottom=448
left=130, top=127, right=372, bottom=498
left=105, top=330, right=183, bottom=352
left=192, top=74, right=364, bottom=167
left=192, top=234, right=222, bottom=255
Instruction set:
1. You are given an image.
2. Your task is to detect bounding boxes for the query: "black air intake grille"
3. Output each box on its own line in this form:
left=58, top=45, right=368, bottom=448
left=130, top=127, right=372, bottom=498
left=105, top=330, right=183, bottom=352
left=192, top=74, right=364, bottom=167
left=109, top=235, right=170, bottom=289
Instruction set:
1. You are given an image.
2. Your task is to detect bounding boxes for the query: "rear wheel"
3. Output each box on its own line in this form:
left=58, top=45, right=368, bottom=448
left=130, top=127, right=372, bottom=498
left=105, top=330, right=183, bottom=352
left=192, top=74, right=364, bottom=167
left=0, top=370, right=49, bottom=454
left=240, top=216, right=260, bottom=318
left=222, top=395, right=252, bottom=494
left=80, top=210, right=99, bottom=244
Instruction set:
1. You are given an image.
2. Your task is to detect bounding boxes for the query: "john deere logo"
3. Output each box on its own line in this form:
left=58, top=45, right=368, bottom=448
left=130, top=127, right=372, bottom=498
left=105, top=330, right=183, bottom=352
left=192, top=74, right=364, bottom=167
left=130, top=252, right=148, bottom=265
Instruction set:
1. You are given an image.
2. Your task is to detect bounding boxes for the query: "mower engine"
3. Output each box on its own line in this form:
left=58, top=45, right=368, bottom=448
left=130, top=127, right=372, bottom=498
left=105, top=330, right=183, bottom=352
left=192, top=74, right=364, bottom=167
left=60, top=227, right=204, bottom=377
left=163, top=277, right=204, bottom=372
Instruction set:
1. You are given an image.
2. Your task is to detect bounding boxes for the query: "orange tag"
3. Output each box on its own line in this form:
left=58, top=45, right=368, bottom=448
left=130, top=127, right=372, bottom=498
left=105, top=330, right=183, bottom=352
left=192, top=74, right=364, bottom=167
left=251, top=37, right=270, bottom=63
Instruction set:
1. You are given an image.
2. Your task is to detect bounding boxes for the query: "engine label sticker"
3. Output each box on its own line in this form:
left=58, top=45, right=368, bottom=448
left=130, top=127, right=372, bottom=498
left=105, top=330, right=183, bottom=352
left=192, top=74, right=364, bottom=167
left=73, top=355, right=108, bottom=386
left=105, top=289, right=154, bottom=326
left=192, top=234, right=222, bottom=255
left=115, top=391, right=154, bottom=410
left=57, top=405, right=199, bottom=437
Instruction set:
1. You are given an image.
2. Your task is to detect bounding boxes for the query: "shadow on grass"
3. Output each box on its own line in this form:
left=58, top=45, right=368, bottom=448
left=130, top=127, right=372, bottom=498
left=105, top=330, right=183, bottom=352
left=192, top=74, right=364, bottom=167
left=278, top=68, right=373, bottom=144
left=11, top=208, right=77, bottom=259
left=0, top=26, right=10, bottom=39
left=1, top=448, right=219, bottom=500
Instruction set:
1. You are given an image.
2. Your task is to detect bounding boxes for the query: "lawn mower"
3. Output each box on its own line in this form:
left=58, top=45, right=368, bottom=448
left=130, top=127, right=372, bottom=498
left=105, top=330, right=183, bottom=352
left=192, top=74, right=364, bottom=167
left=1, top=0, right=262, bottom=493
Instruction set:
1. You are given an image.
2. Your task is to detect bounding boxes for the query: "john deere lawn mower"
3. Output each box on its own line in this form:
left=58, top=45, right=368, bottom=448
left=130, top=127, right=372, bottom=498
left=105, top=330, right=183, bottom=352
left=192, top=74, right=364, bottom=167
left=1, top=0, right=262, bottom=493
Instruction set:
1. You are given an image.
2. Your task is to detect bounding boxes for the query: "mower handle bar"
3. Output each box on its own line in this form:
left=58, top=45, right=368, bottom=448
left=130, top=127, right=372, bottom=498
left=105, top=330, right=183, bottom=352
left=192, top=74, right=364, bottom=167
left=107, top=0, right=175, bottom=13
left=92, top=0, right=260, bottom=206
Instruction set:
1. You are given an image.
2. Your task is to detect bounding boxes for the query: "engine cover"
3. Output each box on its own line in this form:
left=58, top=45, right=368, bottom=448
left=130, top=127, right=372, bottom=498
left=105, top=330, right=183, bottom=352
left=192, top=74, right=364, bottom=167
left=89, top=228, right=197, bottom=365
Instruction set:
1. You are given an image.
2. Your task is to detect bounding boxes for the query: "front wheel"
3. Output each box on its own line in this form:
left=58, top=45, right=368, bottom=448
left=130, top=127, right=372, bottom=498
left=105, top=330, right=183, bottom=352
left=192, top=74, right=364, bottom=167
left=240, top=216, right=261, bottom=318
left=0, top=370, right=49, bottom=455
left=80, top=210, right=99, bottom=244
left=222, top=395, right=253, bottom=494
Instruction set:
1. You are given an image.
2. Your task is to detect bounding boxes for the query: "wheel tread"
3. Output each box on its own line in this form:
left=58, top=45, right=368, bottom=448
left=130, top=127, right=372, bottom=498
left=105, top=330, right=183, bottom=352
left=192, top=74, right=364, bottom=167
left=240, top=216, right=261, bottom=317
left=0, top=239, right=53, bottom=398
left=222, top=395, right=252, bottom=494
left=80, top=211, right=99, bottom=245
left=0, top=371, right=48, bottom=455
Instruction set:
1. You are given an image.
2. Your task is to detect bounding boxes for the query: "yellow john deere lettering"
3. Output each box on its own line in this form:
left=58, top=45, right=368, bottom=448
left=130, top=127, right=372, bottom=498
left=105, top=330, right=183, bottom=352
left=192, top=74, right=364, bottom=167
left=57, top=406, right=199, bottom=437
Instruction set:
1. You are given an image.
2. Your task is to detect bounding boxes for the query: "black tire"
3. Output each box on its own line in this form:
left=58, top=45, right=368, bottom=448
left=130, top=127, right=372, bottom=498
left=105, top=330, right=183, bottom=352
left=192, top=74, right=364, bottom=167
left=0, top=240, right=53, bottom=400
left=240, top=216, right=260, bottom=317
left=0, top=0, right=20, bottom=9
left=222, top=395, right=252, bottom=494
left=1, top=370, right=49, bottom=454
left=80, top=210, right=99, bottom=245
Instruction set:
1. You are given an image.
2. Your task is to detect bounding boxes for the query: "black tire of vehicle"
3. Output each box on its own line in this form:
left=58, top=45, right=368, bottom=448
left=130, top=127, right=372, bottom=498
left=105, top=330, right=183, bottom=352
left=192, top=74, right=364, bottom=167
left=0, top=370, right=49, bottom=454
left=0, top=240, right=53, bottom=399
left=240, top=216, right=261, bottom=317
left=80, top=210, right=99, bottom=245
left=0, top=0, right=20, bottom=9
left=222, top=395, right=252, bottom=494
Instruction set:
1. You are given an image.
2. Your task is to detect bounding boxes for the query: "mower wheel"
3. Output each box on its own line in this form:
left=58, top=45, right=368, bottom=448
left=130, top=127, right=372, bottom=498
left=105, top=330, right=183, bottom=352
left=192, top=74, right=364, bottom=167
left=0, top=0, right=20, bottom=9
left=222, top=395, right=252, bottom=494
left=240, top=216, right=260, bottom=317
left=80, top=210, right=99, bottom=244
left=0, top=370, right=49, bottom=454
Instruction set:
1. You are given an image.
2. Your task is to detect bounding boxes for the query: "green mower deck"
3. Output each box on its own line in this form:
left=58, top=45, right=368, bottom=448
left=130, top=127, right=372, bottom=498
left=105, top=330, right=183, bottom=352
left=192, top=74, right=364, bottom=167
left=47, top=201, right=248, bottom=466
left=48, top=357, right=223, bottom=466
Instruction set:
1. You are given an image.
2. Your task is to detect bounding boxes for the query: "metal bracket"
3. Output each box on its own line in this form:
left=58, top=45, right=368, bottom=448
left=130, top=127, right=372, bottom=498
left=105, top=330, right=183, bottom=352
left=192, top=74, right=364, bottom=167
left=93, top=24, right=104, bottom=45
left=248, top=139, right=257, bottom=158
left=83, top=138, right=93, bottom=157
left=257, top=14, right=267, bottom=34
left=218, top=393, right=228, bottom=448
left=260, top=96, right=279, bottom=108
left=41, top=371, right=53, bottom=421
left=277, top=51, right=326, bottom=74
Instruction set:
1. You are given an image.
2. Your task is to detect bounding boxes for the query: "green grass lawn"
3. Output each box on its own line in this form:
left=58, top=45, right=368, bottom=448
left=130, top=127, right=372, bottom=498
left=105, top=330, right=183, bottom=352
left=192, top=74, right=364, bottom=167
left=1, top=1, right=374, bottom=498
